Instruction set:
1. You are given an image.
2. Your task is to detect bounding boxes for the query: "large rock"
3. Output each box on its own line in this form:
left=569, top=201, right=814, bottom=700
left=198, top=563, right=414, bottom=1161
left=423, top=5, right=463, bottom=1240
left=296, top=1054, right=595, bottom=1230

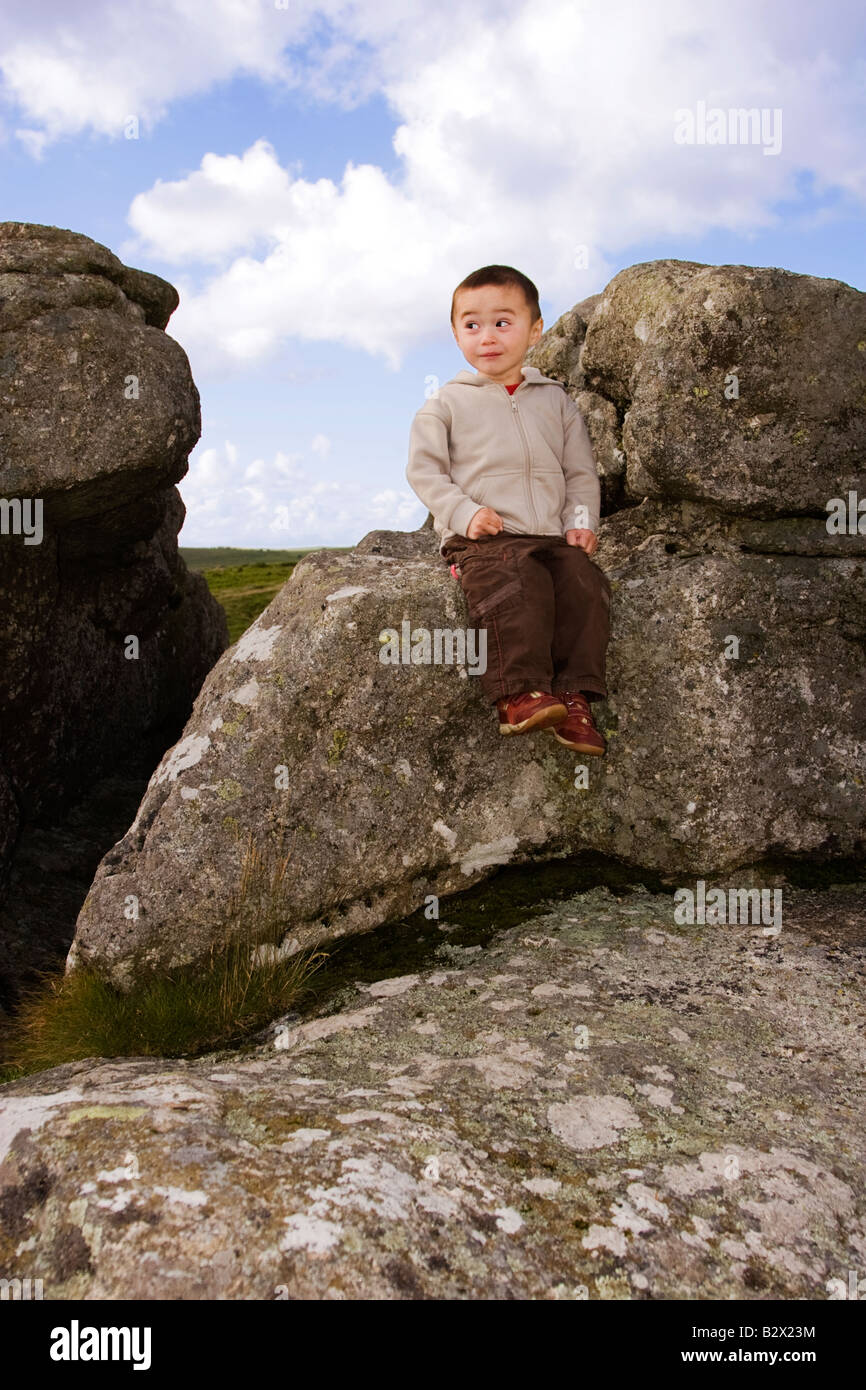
left=0, top=224, right=228, bottom=991
left=0, top=222, right=195, bottom=518
left=579, top=260, right=866, bottom=514
left=67, top=528, right=866, bottom=989
left=4, top=882, right=865, bottom=1298
left=65, top=258, right=866, bottom=991
left=525, top=293, right=625, bottom=513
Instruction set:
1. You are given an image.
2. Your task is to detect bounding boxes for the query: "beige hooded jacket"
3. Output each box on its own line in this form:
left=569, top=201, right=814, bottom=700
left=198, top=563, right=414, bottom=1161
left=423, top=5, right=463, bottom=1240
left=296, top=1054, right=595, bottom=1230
left=406, top=365, right=601, bottom=555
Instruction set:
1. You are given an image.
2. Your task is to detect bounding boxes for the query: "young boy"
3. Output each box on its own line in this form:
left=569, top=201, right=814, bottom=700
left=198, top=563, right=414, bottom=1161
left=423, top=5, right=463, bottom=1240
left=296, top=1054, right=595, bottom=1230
left=406, top=264, right=611, bottom=755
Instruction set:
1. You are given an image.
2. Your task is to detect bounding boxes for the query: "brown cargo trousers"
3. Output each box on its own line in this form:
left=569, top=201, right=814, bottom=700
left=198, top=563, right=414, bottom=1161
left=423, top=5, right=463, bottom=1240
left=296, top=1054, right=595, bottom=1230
left=440, top=531, right=612, bottom=705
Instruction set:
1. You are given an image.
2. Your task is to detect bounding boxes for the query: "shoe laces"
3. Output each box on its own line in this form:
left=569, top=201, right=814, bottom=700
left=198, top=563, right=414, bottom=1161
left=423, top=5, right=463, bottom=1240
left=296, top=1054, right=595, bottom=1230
left=563, top=690, right=590, bottom=711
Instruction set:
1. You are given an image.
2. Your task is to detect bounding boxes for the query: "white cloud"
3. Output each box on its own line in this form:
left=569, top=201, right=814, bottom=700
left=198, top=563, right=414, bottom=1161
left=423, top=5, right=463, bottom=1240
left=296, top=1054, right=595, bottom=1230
left=178, top=438, right=421, bottom=545
left=125, top=141, right=304, bottom=265
left=0, top=0, right=311, bottom=141
left=2, top=0, right=863, bottom=377
left=134, top=1, right=866, bottom=371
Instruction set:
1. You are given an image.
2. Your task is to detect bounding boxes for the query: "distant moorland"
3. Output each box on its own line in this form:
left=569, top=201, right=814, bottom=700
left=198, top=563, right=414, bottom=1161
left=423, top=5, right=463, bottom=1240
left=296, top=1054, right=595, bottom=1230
left=181, top=546, right=352, bottom=644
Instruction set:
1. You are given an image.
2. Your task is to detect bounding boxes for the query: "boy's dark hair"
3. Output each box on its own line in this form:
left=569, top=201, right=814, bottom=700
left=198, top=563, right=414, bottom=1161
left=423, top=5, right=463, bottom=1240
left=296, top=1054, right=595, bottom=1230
left=450, top=264, right=541, bottom=327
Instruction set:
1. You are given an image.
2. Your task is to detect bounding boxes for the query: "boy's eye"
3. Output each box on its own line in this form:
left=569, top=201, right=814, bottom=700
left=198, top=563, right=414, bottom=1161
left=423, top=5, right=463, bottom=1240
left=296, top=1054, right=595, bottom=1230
left=464, top=319, right=510, bottom=329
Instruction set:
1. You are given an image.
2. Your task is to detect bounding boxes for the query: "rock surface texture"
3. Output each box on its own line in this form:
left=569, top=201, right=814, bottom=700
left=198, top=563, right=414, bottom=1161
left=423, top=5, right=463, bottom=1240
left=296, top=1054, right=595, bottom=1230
left=67, top=259, right=866, bottom=989
left=2, top=882, right=864, bottom=1298
left=0, top=224, right=228, bottom=998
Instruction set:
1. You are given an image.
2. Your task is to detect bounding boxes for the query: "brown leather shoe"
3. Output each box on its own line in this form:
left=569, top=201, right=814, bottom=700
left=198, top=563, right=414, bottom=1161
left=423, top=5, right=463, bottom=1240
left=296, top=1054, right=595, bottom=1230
left=549, top=690, right=606, bottom=755
left=497, top=690, right=568, bottom=735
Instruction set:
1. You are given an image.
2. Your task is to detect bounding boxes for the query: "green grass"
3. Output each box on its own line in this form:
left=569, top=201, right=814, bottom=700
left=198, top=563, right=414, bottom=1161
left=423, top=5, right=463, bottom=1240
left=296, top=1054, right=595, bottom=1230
left=0, top=830, right=328, bottom=1081
left=181, top=547, right=352, bottom=645
left=201, top=561, right=299, bottom=644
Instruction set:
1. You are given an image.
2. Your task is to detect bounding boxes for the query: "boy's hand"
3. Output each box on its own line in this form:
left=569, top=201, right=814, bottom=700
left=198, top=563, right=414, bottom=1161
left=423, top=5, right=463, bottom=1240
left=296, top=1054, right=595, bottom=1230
left=467, top=506, right=504, bottom=539
left=565, top=527, right=598, bottom=556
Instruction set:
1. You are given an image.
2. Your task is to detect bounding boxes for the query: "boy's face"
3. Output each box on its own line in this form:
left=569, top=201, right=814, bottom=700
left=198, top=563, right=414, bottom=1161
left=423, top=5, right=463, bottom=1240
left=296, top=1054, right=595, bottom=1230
left=451, top=284, right=543, bottom=384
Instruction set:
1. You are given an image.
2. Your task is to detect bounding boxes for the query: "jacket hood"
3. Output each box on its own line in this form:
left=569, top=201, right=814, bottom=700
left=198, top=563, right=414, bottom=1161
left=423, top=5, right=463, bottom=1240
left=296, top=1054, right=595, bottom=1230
left=448, top=365, right=556, bottom=388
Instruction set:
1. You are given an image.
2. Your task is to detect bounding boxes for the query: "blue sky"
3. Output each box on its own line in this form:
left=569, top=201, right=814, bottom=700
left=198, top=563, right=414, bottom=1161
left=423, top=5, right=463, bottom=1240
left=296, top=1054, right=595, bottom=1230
left=2, top=0, right=864, bottom=547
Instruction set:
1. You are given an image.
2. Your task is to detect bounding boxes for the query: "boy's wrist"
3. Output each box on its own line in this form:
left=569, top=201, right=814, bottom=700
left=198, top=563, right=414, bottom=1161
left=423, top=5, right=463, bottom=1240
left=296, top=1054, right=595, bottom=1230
left=449, top=495, right=485, bottom=538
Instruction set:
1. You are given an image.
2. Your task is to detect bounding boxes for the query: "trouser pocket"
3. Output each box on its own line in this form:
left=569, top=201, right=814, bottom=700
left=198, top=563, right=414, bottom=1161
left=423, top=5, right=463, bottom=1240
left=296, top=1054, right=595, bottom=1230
left=456, top=553, right=525, bottom=621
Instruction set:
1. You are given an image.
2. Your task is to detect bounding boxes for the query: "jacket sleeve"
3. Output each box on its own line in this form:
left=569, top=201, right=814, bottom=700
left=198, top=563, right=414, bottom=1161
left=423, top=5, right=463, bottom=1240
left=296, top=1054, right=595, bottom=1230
left=560, top=392, right=601, bottom=535
left=406, top=402, right=483, bottom=539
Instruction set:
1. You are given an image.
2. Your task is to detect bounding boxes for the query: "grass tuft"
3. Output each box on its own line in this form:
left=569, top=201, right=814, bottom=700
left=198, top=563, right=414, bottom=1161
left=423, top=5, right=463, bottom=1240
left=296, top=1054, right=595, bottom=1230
left=0, top=828, right=327, bottom=1082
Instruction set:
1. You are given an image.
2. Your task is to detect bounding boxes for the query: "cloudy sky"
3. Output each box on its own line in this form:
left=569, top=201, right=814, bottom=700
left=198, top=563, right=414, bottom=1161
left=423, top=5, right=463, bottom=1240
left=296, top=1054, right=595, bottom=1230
left=2, top=0, right=864, bottom=547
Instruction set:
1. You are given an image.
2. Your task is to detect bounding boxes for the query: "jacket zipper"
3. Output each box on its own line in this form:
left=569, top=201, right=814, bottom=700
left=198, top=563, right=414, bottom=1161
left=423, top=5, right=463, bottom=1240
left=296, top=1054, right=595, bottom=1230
left=502, top=382, right=538, bottom=531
